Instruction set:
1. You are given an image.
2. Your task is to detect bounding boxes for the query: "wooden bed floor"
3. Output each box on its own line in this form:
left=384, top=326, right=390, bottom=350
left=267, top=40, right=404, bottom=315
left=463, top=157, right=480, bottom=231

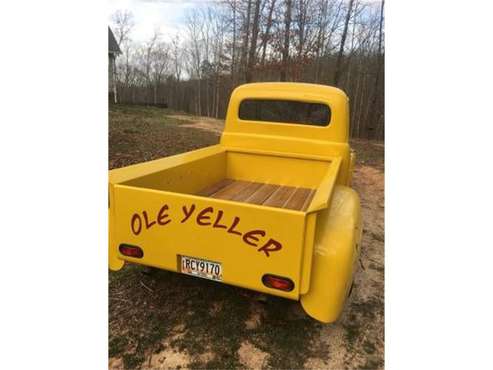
left=197, top=179, right=316, bottom=211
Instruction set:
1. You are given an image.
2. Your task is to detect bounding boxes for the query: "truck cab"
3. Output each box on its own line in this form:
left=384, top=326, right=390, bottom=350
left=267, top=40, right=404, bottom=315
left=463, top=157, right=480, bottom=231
left=109, top=83, right=362, bottom=323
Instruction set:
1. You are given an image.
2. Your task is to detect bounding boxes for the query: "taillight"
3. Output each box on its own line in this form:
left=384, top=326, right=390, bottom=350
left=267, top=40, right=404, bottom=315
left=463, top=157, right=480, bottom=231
left=262, top=274, right=294, bottom=292
left=119, top=244, right=144, bottom=258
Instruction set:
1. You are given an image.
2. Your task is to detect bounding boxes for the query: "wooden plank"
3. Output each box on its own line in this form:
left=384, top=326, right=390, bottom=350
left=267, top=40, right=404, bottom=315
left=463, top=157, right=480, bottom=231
left=198, top=179, right=316, bottom=211
left=245, top=183, right=280, bottom=205
left=301, top=189, right=316, bottom=211
left=262, top=185, right=298, bottom=208
left=197, top=179, right=234, bottom=196
left=211, top=180, right=251, bottom=200
left=284, top=187, right=312, bottom=211
left=229, top=181, right=264, bottom=202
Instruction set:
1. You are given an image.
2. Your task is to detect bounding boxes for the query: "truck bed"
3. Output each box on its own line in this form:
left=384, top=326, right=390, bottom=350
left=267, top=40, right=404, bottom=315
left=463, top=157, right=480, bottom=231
left=197, top=179, right=315, bottom=211
left=111, top=146, right=341, bottom=214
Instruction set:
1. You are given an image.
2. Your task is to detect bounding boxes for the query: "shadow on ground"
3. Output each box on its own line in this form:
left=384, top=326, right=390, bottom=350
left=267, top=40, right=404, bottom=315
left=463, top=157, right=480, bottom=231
left=110, top=266, right=329, bottom=369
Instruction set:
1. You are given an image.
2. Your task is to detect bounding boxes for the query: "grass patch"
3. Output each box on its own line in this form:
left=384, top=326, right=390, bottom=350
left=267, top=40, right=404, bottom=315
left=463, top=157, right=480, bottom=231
left=342, top=297, right=383, bottom=352
left=109, top=265, right=250, bottom=368
left=251, top=298, right=323, bottom=368
left=363, top=340, right=376, bottom=354
left=109, top=336, right=127, bottom=358
left=351, top=139, right=385, bottom=169
left=109, top=104, right=220, bottom=170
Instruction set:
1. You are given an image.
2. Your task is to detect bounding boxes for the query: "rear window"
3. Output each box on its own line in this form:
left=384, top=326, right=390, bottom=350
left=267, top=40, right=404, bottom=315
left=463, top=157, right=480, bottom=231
left=239, top=99, right=331, bottom=126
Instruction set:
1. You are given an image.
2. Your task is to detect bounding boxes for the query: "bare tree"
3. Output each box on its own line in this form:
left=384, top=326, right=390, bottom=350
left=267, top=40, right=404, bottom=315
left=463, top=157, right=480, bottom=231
left=150, top=41, right=170, bottom=104
left=280, top=0, right=292, bottom=81
left=239, top=0, right=253, bottom=82
left=259, top=0, right=276, bottom=66
left=171, top=35, right=182, bottom=82
left=333, top=0, right=354, bottom=86
left=231, top=0, right=238, bottom=83
left=169, top=35, right=182, bottom=109
left=246, top=0, right=262, bottom=82
left=293, top=0, right=312, bottom=59
left=185, top=9, right=205, bottom=115
left=366, top=0, right=384, bottom=138
left=112, top=10, right=135, bottom=45
left=111, top=10, right=136, bottom=103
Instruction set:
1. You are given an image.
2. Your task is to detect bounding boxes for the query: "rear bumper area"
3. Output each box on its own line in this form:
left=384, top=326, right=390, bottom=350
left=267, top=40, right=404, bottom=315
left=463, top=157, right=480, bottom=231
left=109, top=184, right=308, bottom=300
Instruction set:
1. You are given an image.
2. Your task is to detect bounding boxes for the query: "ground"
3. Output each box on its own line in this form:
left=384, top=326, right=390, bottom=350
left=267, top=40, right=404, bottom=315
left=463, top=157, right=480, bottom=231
left=109, top=105, right=384, bottom=370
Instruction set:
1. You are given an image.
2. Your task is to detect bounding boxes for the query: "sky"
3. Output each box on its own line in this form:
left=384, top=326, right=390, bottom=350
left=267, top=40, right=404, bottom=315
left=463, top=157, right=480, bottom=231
left=107, top=0, right=376, bottom=44
left=107, top=0, right=203, bottom=43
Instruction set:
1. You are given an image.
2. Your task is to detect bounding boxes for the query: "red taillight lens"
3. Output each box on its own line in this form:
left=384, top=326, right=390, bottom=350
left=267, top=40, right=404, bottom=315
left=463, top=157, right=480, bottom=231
left=119, top=244, right=144, bottom=258
left=262, top=274, right=294, bottom=292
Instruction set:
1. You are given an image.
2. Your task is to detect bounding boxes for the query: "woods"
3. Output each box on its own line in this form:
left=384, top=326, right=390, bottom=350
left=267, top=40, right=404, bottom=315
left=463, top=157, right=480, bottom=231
left=111, top=0, right=384, bottom=140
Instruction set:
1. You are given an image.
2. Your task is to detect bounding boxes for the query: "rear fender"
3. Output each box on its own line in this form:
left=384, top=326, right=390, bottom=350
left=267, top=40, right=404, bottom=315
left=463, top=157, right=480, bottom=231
left=300, top=185, right=362, bottom=323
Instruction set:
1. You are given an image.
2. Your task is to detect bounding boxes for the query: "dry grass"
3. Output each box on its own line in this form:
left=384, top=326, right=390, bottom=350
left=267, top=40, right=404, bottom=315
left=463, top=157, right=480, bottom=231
left=109, top=105, right=223, bottom=170
left=109, top=105, right=384, bottom=369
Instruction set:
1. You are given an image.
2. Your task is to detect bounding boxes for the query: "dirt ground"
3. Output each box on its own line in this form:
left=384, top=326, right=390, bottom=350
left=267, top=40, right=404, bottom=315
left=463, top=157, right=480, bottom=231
left=109, top=105, right=384, bottom=370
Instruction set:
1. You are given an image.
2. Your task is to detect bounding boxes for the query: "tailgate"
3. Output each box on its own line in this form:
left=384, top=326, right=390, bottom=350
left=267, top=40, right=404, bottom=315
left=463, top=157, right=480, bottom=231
left=113, top=184, right=307, bottom=299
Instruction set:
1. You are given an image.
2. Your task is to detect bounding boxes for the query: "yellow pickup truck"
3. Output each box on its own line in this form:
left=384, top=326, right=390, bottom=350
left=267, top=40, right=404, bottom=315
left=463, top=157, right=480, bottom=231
left=109, top=82, right=362, bottom=323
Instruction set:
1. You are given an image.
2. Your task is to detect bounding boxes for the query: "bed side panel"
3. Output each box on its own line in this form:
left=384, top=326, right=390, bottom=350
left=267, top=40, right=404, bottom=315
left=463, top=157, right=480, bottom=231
left=123, top=151, right=227, bottom=194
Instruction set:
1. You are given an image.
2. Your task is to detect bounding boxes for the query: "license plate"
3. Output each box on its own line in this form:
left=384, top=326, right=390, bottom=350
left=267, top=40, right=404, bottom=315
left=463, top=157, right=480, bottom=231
left=180, top=255, right=222, bottom=281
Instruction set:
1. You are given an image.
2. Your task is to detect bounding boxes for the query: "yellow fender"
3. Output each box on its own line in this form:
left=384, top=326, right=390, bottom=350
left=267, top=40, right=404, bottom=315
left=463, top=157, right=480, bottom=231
left=300, top=185, right=362, bottom=323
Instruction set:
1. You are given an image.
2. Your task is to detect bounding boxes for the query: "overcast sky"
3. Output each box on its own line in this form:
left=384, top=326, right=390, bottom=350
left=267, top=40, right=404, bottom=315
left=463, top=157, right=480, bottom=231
left=108, top=0, right=375, bottom=44
left=107, top=0, right=205, bottom=42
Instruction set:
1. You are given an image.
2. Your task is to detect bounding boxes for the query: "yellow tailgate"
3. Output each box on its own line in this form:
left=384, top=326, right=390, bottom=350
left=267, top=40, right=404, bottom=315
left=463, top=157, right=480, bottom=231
left=113, top=185, right=307, bottom=299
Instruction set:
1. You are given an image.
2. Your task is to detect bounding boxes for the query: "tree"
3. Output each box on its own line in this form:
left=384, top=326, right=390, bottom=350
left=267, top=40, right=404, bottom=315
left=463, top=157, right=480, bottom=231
left=366, top=0, right=384, bottom=138
left=246, top=0, right=262, bottom=82
left=240, top=0, right=253, bottom=82
left=111, top=10, right=136, bottom=103
left=149, top=41, right=170, bottom=105
left=185, top=9, right=205, bottom=115
left=333, top=0, right=354, bottom=86
left=230, top=0, right=238, bottom=83
left=259, top=0, right=277, bottom=66
left=112, top=10, right=135, bottom=45
left=280, top=0, right=292, bottom=81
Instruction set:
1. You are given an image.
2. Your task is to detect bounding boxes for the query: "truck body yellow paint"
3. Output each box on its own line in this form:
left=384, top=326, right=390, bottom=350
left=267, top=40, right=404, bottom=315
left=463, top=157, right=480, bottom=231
left=109, top=82, right=362, bottom=323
